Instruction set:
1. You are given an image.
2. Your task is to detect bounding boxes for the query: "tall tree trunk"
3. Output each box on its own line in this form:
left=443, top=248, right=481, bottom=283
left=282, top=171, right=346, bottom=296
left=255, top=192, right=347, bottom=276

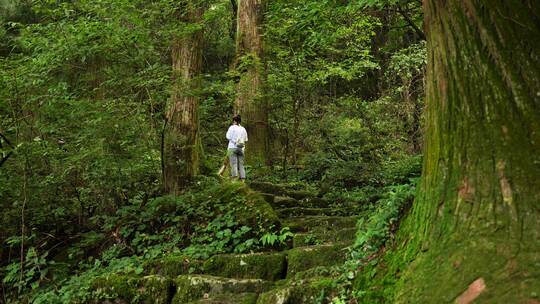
left=163, top=3, right=204, bottom=195
left=394, top=1, right=540, bottom=302
left=234, top=0, right=269, bottom=166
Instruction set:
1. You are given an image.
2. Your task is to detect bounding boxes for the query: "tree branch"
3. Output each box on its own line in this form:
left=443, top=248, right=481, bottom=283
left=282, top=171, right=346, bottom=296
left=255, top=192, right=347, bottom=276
left=396, top=6, right=426, bottom=41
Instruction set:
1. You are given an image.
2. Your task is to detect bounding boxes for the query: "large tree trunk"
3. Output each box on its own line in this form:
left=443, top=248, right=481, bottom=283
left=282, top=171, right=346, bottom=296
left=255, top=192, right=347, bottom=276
left=163, top=3, right=204, bottom=195
left=394, top=1, right=540, bottom=302
left=234, top=0, right=269, bottom=166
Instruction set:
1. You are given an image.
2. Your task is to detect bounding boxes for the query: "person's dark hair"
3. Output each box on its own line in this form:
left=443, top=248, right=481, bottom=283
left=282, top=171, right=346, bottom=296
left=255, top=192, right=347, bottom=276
left=232, top=115, right=241, bottom=124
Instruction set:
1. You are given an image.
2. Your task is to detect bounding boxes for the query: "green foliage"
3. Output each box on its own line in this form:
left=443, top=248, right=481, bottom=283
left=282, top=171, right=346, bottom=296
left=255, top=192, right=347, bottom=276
left=332, top=180, right=418, bottom=302
left=1, top=0, right=425, bottom=302
left=259, top=227, right=294, bottom=247
left=2, top=179, right=282, bottom=302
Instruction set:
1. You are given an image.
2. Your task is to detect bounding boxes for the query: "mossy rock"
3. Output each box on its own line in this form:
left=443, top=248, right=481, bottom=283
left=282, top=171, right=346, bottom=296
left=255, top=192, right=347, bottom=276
left=172, top=275, right=273, bottom=303
left=286, top=243, right=349, bottom=277
left=248, top=182, right=317, bottom=200
left=256, top=278, right=335, bottom=304
left=283, top=216, right=358, bottom=233
left=144, top=255, right=203, bottom=277
left=203, top=252, right=287, bottom=281
left=225, top=183, right=281, bottom=231
left=188, top=292, right=258, bottom=304
left=90, top=274, right=172, bottom=304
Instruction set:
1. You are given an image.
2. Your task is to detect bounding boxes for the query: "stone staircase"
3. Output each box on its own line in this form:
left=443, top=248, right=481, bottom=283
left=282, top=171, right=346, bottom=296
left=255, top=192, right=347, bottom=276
left=91, top=182, right=359, bottom=304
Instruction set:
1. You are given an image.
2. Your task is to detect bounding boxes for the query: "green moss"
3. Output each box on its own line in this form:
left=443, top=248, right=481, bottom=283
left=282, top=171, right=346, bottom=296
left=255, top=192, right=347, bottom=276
left=286, top=243, right=348, bottom=277
left=91, top=274, right=137, bottom=301
left=172, top=275, right=273, bottom=303
left=393, top=234, right=540, bottom=303
left=202, top=252, right=287, bottom=281
left=144, top=255, right=203, bottom=277
left=90, top=274, right=172, bottom=304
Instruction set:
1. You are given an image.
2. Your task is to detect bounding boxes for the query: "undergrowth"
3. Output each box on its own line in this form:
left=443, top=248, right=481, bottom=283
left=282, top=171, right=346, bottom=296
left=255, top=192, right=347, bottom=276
left=1, top=177, right=285, bottom=303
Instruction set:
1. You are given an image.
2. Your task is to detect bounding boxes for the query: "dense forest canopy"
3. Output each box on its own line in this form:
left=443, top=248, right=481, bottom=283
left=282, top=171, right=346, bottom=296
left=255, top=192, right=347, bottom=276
left=1, top=0, right=537, bottom=303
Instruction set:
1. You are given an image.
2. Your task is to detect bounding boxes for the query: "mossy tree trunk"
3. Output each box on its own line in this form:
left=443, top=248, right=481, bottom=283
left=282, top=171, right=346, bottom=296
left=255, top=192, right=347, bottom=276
left=163, top=2, right=204, bottom=195
left=394, top=1, right=540, bottom=302
left=234, top=0, right=269, bottom=166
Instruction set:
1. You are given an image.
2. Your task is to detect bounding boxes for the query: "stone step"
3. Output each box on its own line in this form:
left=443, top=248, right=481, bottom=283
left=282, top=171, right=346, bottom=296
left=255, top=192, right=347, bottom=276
left=173, top=275, right=273, bottom=303
left=256, top=280, right=333, bottom=304
left=202, top=252, right=287, bottom=281
left=292, top=227, right=356, bottom=248
left=90, top=274, right=172, bottom=304
left=145, top=255, right=202, bottom=277
left=248, top=182, right=316, bottom=200
left=265, top=195, right=334, bottom=209
left=282, top=216, right=358, bottom=233
left=188, top=292, right=258, bottom=304
left=276, top=207, right=359, bottom=218
left=286, top=243, right=349, bottom=278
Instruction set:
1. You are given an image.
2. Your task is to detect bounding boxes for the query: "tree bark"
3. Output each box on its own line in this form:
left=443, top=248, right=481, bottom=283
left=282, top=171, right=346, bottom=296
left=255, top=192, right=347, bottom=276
left=163, top=2, right=204, bottom=194
left=394, top=1, right=540, bottom=302
left=234, top=0, right=269, bottom=166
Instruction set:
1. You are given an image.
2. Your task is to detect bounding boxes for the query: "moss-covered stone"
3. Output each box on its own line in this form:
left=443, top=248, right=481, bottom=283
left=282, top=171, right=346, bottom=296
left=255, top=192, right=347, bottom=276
left=286, top=243, right=349, bottom=277
left=203, top=252, right=287, bottom=281
left=90, top=274, right=172, bottom=304
left=172, top=275, right=273, bottom=303
left=188, top=292, right=258, bottom=304
left=282, top=216, right=357, bottom=233
left=144, top=255, right=203, bottom=277
left=230, top=184, right=281, bottom=231
left=256, top=278, right=335, bottom=304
